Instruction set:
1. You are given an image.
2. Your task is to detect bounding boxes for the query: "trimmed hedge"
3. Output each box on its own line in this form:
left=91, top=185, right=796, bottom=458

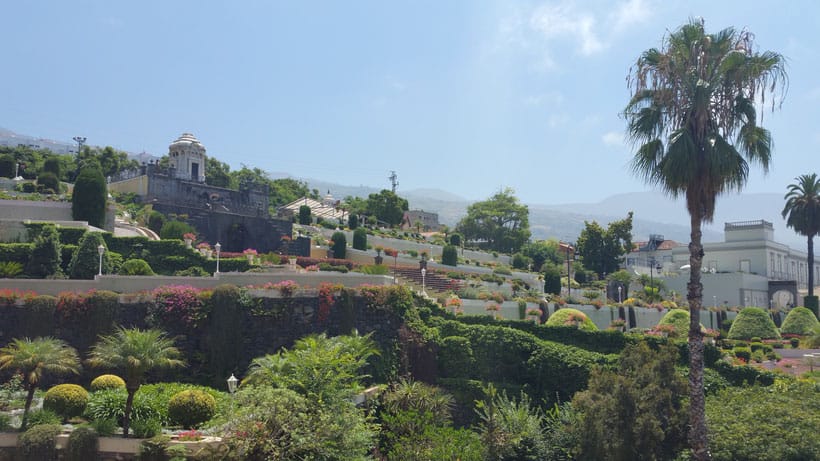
left=545, top=308, right=599, bottom=331
left=66, top=426, right=99, bottom=461
left=17, top=424, right=61, bottom=461
left=90, top=374, right=126, bottom=392
left=43, top=384, right=89, bottom=421
left=727, top=307, right=780, bottom=340
left=167, top=389, right=216, bottom=429
left=352, top=228, right=367, bottom=251
left=780, top=307, right=819, bottom=335
left=0, top=243, right=32, bottom=265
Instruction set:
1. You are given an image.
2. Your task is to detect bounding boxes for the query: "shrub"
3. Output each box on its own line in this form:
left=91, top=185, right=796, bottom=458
left=298, top=205, right=312, bottom=225
left=732, top=346, right=751, bottom=362
left=66, top=426, right=99, bottom=461
left=149, top=285, right=207, bottom=330
left=25, top=224, right=62, bottom=278
left=90, top=374, right=126, bottom=392
left=25, top=408, right=61, bottom=427
left=119, top=258, right=155, bottom=276
left=348, top=229, right=366, bottom=253
left=37, top=172, right=60, bottom=193
left=441, top=244, right=458, bottom=266
left=159, top=220, right=195, bottom=240
left=0, top=261, right=23, bottom=278
left=17, top=424, right=61, bottom=461
left=174, top=266, right=209, bottom=277
left=89, top=417, right=117, bottom=437
left=147, top=211, right=166, bottom=234
left=780, top=306, right=819, bottom=335
left=42, top=156, right=62, bottom=178
left=131, top=418, right=162, bottom=438
left=138, top=435, right=171, bottom=461
left=438, top=336, right=474, bottom=379
left=657, top=309, right=693, bottom=338
left=511, top=252, right=530, bottom=270
left=545, top=308, right=598, bottom=331
left=72, top=166, right=107, bottom=228
left=0, top=154, right=14, bottom=178
left=67, top=232, right=111, bottom=279
left=43, top=384, right=89, bottom=421
left=167, top=389, right=216, bottom=429
left=348, top=213, right=358, bottom=229
left=727, top=307, right=780, bottom=340
left=331, top=231, right=346, bottom=259
left=543, top=264, right=562, bottom=296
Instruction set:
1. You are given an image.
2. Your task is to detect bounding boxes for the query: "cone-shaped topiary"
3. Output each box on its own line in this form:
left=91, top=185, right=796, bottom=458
left=727, top=307, right=780, bottom=340
left=90, top=374, right=126, bottom=392
left=545, top=308, right=598, bottom=331
left=780, top=307, right=819, bottom=336
left=43, top=383, right=89, bottom=421
left=168, top=389, right=216, bottom=429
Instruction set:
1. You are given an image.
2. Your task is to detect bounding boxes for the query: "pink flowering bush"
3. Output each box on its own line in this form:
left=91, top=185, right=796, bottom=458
left=243, top=248, right=258, bottom=256
left=150, top=285, right=208, bottom=329
left=263, top=280, right=299, bottom=297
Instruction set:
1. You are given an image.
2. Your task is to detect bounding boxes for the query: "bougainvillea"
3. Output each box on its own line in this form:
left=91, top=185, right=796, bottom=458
left=316, top=283, right=336, bottom=323
left=150, top=285, right=208, bottom=330
left=262, top=280, right=299, bottom=298
left=0, top=288, right=36, bottom=307
left=56, top=290, right=92, bottom=320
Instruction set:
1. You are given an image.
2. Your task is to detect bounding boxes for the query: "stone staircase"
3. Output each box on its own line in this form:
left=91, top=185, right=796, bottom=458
left=390, top=265, right=463, bottom=295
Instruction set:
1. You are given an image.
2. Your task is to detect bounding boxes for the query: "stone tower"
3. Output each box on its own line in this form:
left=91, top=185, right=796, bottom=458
left=168, top=132, right=206, bottom=183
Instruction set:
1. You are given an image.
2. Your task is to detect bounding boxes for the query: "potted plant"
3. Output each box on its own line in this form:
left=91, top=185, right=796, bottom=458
left=374, top=246, right=384, bottom=265
left=243, top=248, right=258, bottom=263
left=183, top=233, right=196, bottom=248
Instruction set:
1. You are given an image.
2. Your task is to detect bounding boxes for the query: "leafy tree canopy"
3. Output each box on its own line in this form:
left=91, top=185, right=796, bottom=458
left=576, top=212, right=633, bottom=278
left=456, top=187, right=531, bottom=253
left=520, top=239, right=563, bottom=272
left=365, top=189, right=409, bottom=227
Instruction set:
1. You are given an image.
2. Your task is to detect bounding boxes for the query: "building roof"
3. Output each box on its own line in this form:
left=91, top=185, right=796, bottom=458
left=278, top=196, right=347, bottom=221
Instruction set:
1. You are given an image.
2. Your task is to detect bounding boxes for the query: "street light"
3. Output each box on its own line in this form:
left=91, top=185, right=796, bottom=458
left=421, top=268, right=427, bottom=296
left=73, top=136, right=86, bottom=155
left=713, top=295, right=717, bottom=309
left=648, top=257, right=662, bottom=301
left=227, top=373, right=238, bottom=417
left=564, top=242, right=574, bottom=299
left=618, top=285, right=623, bottom=304
left=97, top=244, right=105, bottom=276
left=214, top=242, right=221, bottom=275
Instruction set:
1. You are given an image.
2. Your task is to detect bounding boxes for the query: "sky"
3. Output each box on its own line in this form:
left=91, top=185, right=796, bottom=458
left=2, top=1, right=817, bottom=205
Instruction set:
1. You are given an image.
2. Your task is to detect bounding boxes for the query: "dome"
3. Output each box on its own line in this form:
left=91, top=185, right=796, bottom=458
left=170, top=132, right=204, bottom=150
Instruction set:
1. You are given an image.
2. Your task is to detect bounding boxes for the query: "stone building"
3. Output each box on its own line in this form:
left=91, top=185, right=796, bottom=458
left=109, top=133, right=296, bottom=254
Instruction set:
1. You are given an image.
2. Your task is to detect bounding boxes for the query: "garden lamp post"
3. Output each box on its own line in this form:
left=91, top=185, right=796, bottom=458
left=97, top=244, right=105, bottom=276
left=421, top=268, right=427, bottom=296
left=227, top=373, right=238, bottom=417
left=215, top=242, right=221, bottom=275
left=618, top=285, right=623, bottom=304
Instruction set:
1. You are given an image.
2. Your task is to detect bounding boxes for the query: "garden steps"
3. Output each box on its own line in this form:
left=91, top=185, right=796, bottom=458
left=390, top=265, right=462, bottom=295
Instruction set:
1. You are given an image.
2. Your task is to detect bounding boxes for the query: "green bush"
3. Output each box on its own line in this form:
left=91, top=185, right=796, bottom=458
left=0, top=243, right=32, bottom=266
left=348, top=213, right=359, bottom=229
left=545, top=308, right=598, bottom=331
left=174, top=266, right=209, bottom=277
left=119, top=258, right=155, bottom=275
left=331, top=231, right=346, bottom=259
left=25, top=409, right=61, bottom=427
left=72, top=166, right=108, bottom=228
left=67, top=232, right=111, bottom=279
left=0, top=154, right=14, bottom=178
left=167, top=389, right=216, bottom=429
left=543, top=264, right=562, bottom=295
left=441, top=244, right=458, bottom=266
left=780, top=306, right=819, bottom=335
left=25, top=224, right=62, bottom=278
left=159, top=220, right=195, bottom=240
left=147, top=211, right=166, bottom=234
left=438, top=336, right=474, bottom=379
left=131, top=418, right=161, bottom=438
left=733, top=346, right=751, bottom=362
left=89, top=417, right=117, bottom=437
left=511, top=252, right=531, bottom=270
left=37, top=172, right=60, bottom=193
left=657, top=309, right=699, bottom=338
left=43, top=384, right=89, bottom=421
left=727, top=307, right=781, bottom=340
left=298, top=205, right=312, bottom=225
left=352, top=228, right=367, bottom=251
left=138, top=435, right=171, bottom=461
left=0, top=261, right=23, bottom=278
left=90, top=374, right=126, bottom=392
left=42, top=156, right=62, bottom=178
left=66, top=426, right=99, bottom=461
left=17, top=424, right=61, bottom=461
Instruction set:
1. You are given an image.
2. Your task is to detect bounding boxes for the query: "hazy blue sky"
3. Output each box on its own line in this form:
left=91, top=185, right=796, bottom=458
left=2, top=1, right=816, bottom=204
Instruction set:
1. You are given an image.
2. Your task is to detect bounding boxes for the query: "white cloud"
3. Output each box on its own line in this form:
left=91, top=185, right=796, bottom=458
left=611, top=0, right=652, bottom=32
left=529, top=3, right=604, bottom=56
left=602, top=130, right=625, bottom=147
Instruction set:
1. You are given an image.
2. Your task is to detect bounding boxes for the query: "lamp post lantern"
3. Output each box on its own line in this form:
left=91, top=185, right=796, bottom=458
left=227, top=373, right=238, bottom=394
left=97, top=244, right=105, bottom=276
left=214, top=242, right=221, bottom=275
left=421, top=268, right=427, bottom=296
left=618, top=285, right=623, bottom=304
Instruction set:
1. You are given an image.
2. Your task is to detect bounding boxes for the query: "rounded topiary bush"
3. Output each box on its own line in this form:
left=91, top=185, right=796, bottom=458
left=727, top=307, right=781, bottom=340
left=17, top=424, right=62, bottom=461
left=780, top=307, right=819, bottom=336
left=90, top=374, right=126, bottom=392
left=658, top=309, right=690, bottom=337
left=545, top=308, right=598, bottom=331
left=168, top=389, right=216, bottom=429
left=118, top=258, right=155, bottom=276
left=43, top=384, right=89, bottom=421
left=66, top=426, right=99, bottom=461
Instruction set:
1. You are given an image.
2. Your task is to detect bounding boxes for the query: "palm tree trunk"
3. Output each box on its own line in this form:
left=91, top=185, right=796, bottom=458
left=687, top=214, right=710, bottom=460
left=808, top=235, right=814, bottom=299
left=123, top=388, right=136, bottom=438
left=21, top=385, right=35, bottom=429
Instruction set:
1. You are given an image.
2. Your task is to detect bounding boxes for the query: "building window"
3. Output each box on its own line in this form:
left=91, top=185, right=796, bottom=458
left=770, top=252, right=775, bottom=274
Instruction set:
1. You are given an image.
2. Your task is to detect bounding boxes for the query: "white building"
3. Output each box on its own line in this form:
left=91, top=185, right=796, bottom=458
left=626, top=220, right=817, bottom=308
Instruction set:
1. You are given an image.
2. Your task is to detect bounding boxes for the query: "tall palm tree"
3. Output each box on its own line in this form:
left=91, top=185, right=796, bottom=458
left=782, top=173, right=820, bottom=315
left=624, top=19, right=786, bottom=460
left=87, top=328, right=184, bottom=437
left=0, top=337, right=81, bottom=429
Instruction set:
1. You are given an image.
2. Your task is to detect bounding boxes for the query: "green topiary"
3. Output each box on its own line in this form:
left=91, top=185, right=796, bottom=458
left=66, top=426, right=99, bottom=461
left=727, top=307, right=781, bottom=340
left=37, top=172, right=60, bottom=194
left=72, top=166, right=108, bottom=228
left=0, top=154, right=15, bottom=178
left=167, top=389, right=216, bottom=429
left=449, top=233, right=462, bottom=247
left=657, top=309, right=706, bottom=338
left=67, top=232, right=111, bottom=279
left=90, top=374, right=126, bottom=392
left=331, top=231, right=347, bottom=259
left=298, top=205, right=312, bottom=225
left=42, top=156, right=63, bottom=178
left=441, top=244, right=458, bottom=266
left=43, top=384, right=89, bottom=421
left=25, top=224, right=62, bottom=278
left=348, top=213, right=359, bottom=229
left=780, top=306, right=819, bottom=335
left=17, top=424, right=62, bottom=461
left=352, top=228, right=367, bottom=251
left=118, top=258, right=155, bottom=276
left=545, top=308, right=599, bottom=331
left=543, top=263, right=562, bottom=296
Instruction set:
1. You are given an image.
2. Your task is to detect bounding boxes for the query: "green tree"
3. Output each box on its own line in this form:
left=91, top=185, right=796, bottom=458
left=25, top=223, right=62, bottom=278
left=441, top=244, right=458, bottom=266
left=521, top=239, right=562, bottom=272
left=348, top=213, right=359, bottom=229
left=72, top=166, right=108, bottom=228
left=204, top=156, right=234, bottom=188
left=270, top=178, right=312, bottom=208
left=42, top=156, right=62, bottom=178
left=576, top=212, right=633, bottom=278
left=96, top=146, right=138, bottom=178
left=476, top=384, right=547, bottom=461
left=352, top=227, right=367, bottom=251
left=571, top=342, right=687, bottom=460
left=782, top=173, right=820, bottom=316
left=37, top=171, right=60, bottom=193
left=299, top=204, right=312, bottom=225
left=331, top=231, right=347, bottom=259
left=0, top=154, right=14, bottom=177
left=0, top=337, right=81, bottom=429
left=87, top=327, right=185, bottom=438
left=67, top=232, right=111, bottom=279
left=159, top=220, right=195, bottom=240
left=365, top=189, right=409, bottom=227
left=543, top=263, right=562, bottom=295
left=456, top=188, right=531, bottom=253
left=624, top=19, right=786, bottom=458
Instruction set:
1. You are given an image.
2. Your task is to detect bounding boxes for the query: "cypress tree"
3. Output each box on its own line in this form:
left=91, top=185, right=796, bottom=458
left=72, top=166, right=107, bottom=228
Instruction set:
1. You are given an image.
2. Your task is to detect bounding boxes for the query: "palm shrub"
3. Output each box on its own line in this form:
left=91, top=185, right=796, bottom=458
left=66, top=426, right=99, bottom=461
left=17, top=424, right=62, bottom=461
left=727, top=307, right=780, bottom=340
left=43, top=383, right=89, bottom=421
left=25, top=224, right=62, bottom=278
left=72, top=166, right=107, bottom=228
left=352, top=227, right=367, bottom=251
left=780, top=306, right=819, bottom=335
left=441, top=244, right=458, bottom=266
left=67, top=232, right=111, bottom=279
left=331, top=231, right=347, bottom=259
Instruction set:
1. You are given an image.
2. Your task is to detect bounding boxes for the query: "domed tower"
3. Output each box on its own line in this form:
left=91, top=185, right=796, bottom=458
left=168, top=132, right=206, bottom=183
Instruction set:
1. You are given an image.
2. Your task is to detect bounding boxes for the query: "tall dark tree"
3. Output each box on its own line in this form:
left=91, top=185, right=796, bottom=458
left=366, top=189, right=409, bottom=227
left=576, top=212, right=633, bottom=277
left=72, top=166, right=108, bottom=228
left=456, top=188, right=530, bottom=253
left=782, top=173, right=820, bottom=316
left=625, top=19, right=786, bottom=459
